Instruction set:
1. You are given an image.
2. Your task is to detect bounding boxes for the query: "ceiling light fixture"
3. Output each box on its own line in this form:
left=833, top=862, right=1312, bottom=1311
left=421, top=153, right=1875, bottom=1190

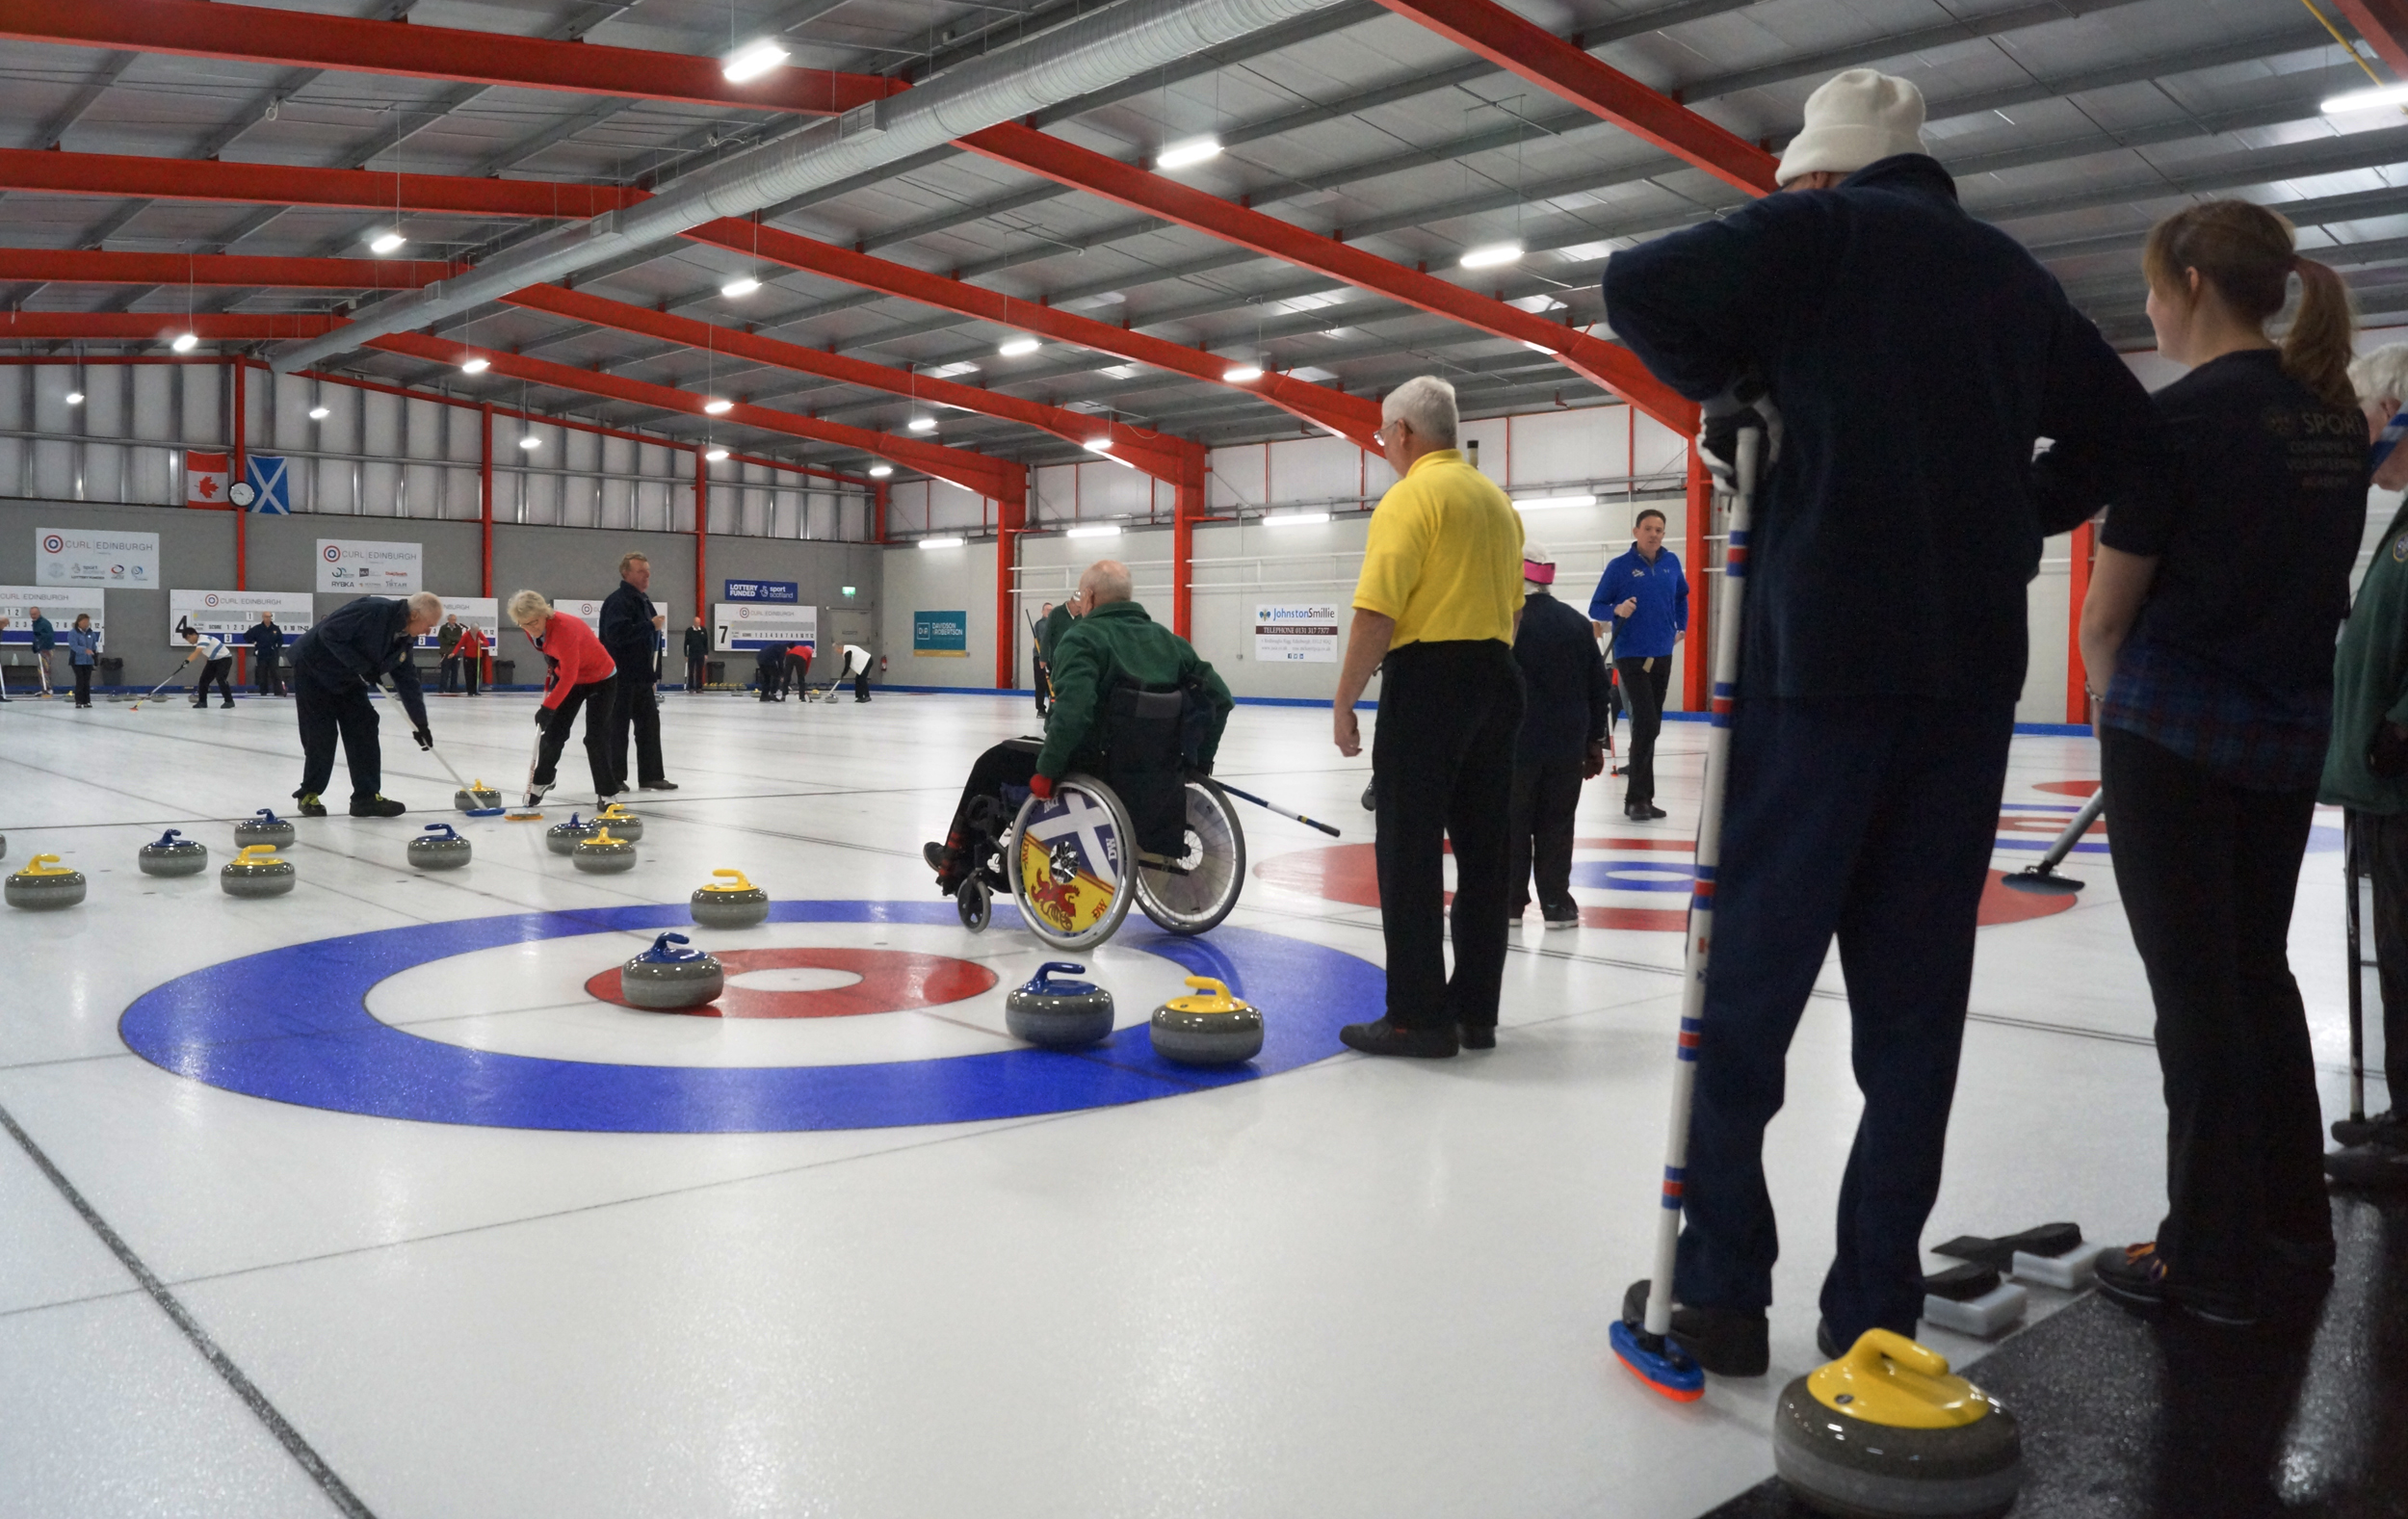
left=308, top=405, right=330, bottom=420
left=1222, top=363, right=1263, bottom=382
left=997, top=336, right=1041, bottom=357
left=1156, top=136, right=1221, bottom=170
left=703, top=398, right=734, bottom=415
left=368, top=230, right=406, bottom=255
left=868, top=464, right=894, bottom=478
left=1084, top=437, right=1114, bottom=453
left=721, top=39, right=790, bottom=83
left=1066, top=523, right=1121, bottom=538
left=907, top=416, right=937, bottom=432
left=1521, top=340, right=1557, bottom=354
left=720, top=275, right=761, bottom=299
left=704, top=446, right=730, bottom=462
left=1266, top=511, right=1330, bottom=527
left=1460, top=242, right=1525, bottom=270
left=460, top=355, right=490, bottom=375
left=918, top=536, right=965, bottom=550
left=64, top=391, right=83, bottom=406
left=518, top=434, right=540, bottom=451
left=170, top=332, right=198, bottom=353
left=2323, top=82, right=2408, bottom=114
left=1511, top=492, right=1596, bottom=511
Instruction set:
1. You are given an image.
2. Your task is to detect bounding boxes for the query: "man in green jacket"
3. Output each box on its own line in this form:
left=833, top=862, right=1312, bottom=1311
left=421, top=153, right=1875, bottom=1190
left=925, top=560, right=1232, bottom=891
left=2322, top=347, right=2408, bottom=1189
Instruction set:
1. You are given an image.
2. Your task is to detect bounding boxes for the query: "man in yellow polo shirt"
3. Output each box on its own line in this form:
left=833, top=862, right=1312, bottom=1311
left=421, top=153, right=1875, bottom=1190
left=1332, top=375, right=1526, bottom=1057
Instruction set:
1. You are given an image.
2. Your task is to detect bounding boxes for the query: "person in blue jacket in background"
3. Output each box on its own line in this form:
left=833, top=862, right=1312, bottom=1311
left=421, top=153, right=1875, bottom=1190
left=1601, top=67, right=2164, bottom=1377
left=1590, top=507, right=1688, bottom=821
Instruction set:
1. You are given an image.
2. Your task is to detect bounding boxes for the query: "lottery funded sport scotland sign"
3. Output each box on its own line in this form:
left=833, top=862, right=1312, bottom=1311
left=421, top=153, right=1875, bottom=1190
left=723, top=579, right=799, bottom=604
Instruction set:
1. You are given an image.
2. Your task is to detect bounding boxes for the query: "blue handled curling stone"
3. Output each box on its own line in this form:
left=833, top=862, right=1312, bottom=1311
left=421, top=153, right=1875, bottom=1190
left=690, top=868, right=771, bottom=929
left=138, top=829, right=209, bottom=877
left=592, top=801, right=644, bottom=842
left=7, top=854, right=86, bottom=910
left=1007, top=962, right=1115, bottom=1048
left=220, top=845, right=296, bottom=898
left=1149, top=977, right=1263, bottom=1064
left=1772, top=1329, right=2021, bottom=1519
left=233, top=808, right=295, bottom=850
left=545, top=813, right=599, bottom=855
left=571, top=826, right=637, bottom=875
left=619, top=931, right=724, bottom=1010
left=407, top=823, right=473, bottom=871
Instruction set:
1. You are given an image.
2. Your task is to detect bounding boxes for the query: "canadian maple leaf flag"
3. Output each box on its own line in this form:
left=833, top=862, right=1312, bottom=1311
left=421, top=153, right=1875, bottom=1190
left=185, top=451, right=229, bottom=509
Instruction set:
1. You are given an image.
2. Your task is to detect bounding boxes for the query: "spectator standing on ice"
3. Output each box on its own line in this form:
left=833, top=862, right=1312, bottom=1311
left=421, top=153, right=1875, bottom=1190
left=599, top=552, right=675, bottom=792
left=1603, top=66, right=2163, bottom=1372
left=247, top=611, right=287, bottom=696
left=28, top=607, right=54, bottom=697
left=1591, top=508, right=1687, bottom=821
left=1510, top=545, right=1613, bottom=929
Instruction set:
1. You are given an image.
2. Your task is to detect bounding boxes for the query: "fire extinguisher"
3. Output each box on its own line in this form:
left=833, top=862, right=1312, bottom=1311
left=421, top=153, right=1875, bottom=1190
left=879, top=654, right=889, bottom=673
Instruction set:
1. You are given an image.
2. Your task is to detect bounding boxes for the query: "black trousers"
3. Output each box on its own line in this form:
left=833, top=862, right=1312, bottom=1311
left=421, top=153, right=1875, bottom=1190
left=1614, top=655, right=1672, bottom=807
left=1033, top=658, right=1051, bottom=715
left=458, top=655, right=479, bottom=696
left=2102, top=726, right=2333, bottom=1316
left=536, top=678, right=617, bottom=794
left=193, top=657, right=234, bottom=705
left=786, top=654, right=812, bottom=694
left=686, top=656, right=707, bottom=692
left=72, top=664, right=92, bottom=707
left=438, top=654, right=460, bottom=693
left=853, top=668, right=871, bottom=702
left=2356, top=808, right=2408, bottom=1102
left=1508, top=751, right=1584, bottom=914
left=605, top=668, right=665, bottom=788
left=296, top=668, right=383, bottom=803
left=253, top=651, right=284, bottom=696
left=945, top=738, right=1044, bottom=858
left=1373, top=640, right=1524, bottom=1031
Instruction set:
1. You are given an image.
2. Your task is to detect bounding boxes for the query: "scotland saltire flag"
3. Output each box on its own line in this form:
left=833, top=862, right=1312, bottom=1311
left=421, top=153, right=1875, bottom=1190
left=245, top=454, right=291, bottom=514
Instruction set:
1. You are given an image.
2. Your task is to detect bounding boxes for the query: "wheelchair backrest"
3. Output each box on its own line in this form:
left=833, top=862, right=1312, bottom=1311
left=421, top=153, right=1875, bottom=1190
left=1105, top=684, right=1186, bottom=772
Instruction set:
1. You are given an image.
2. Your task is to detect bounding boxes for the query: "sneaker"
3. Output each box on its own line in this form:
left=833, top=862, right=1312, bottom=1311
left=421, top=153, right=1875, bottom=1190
left=1541, top=902, right=1581, bottom=930
left=2332, top=1108, right=2406, bottom=1149
left=1459, top=1024, right=1496, bottom=1050
left=348, top=795, right=406, bottom=819
left=1621, top=1280, right=1768, bottom=1377
left=295, top=793, right=329, bottom=819
left=1362, top=781, right=1377, bottom=812
left=2325, top=1142, right=2408, bottom=1192
left=1338, top=1018, right=1458, bottom=1059
left=523, top=784, right=551, bottom=809
left=2095, top=1242, right=2168, bottom=1318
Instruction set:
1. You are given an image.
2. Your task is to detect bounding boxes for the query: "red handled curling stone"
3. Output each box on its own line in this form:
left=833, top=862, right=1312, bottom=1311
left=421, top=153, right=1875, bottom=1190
left=1773, top=1330, right=2021, bottom=1519
left=1006, top=961, right=1115, bottom=1048
left=233, top=808, right=295, bottom=850
left=407, top=823, right=472, bottom=871
left=619, top=931, right=723, bottom=1010
left=138, top=829, right=209, bottom=877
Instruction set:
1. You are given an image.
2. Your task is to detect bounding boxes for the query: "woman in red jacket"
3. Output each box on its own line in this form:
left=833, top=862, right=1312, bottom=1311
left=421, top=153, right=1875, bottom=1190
left=455, top=620, right=487, bottom=697
left=508, top=589, right=618, bottom=806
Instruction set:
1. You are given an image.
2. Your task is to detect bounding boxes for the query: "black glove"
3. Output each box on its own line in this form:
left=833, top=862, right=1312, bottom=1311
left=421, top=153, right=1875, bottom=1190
left=534, top=706, right=553, bottom=731
left=412, top=726, right=433, bottom=752
left=2370, top=720, right=2408, bottom=777
left=1697, top=376, right=1782, bottom=493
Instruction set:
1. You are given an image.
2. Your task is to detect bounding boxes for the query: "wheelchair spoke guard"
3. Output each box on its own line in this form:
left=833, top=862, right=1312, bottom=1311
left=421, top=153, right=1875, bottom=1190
left=1007, top=773, right=1138, bottom=952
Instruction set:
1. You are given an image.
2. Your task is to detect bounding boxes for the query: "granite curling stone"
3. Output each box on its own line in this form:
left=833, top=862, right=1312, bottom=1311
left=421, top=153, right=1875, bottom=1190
left=1148, top=976, right=1263, bottom=1065
left=571, top=826, right=636, bottom=874
left=619, top=931, right=724, bottom=1010
left=1772, top=1329, right=2022, bottom=1519
left=138, top=828, right=210, bottom=877
left=407, top=823, right=473, bottom=871
left=220, top=844, right=296, bottom=898
left=233, top=808, right=296, bottom=850
left=545, top=812, right=600, bottom=855
left=1007, top=961, right=1116, bottom=1048
left=7, top=854, right=86, bottom=910
left=690, top=868, right=771, bottom=929
left=455, top=778, right=504, bottom=812
left=592, top=801, right=643, bottom=842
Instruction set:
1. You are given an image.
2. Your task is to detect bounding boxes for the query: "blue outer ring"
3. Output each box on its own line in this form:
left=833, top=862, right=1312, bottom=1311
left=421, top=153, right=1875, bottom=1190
left=118, top=901, right=1382, bottom=1134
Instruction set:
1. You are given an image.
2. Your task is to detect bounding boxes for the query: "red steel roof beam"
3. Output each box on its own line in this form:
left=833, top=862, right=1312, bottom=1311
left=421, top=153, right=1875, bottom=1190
left=681, top=220, right=1387, bottom=450
left=2334, top=0, right=2408, bottom=77
left=0, top=312, right=346, bottom=340
left=369, top=331, right=1019, bottom=499
left=0, top=0, right=900, bottom=116
left=1369, top=0, right=1778, bottom=196
left=958, top=123, right=1699, bottom=430
left=503, top=283, right=1199, bottom=482
left=0, top=147, right=645, bottom=220
left=0, top=249, right=455, bottom=288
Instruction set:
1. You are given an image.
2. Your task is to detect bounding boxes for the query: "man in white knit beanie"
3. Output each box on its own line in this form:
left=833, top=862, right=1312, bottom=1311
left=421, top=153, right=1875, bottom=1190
left=1775, top=68, right=1931, bottom=189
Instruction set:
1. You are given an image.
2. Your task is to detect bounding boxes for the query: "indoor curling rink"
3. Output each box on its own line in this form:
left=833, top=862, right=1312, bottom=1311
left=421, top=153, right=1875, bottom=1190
left=0, top=688, right=2398, bottom=1519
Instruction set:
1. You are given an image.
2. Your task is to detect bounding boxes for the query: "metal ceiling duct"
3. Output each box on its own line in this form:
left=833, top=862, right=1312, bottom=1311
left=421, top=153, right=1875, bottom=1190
left=267, top=0, right=1351, bottom=374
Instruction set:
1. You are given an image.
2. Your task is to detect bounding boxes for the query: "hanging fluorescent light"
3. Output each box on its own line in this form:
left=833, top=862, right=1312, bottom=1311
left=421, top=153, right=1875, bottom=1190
left=2323, top=82, right=2408, bottom=114
left=918, top=536, right=966, bottom=550
left=720, top=275, right=762, bottom=299
left=1156, top=136, right=1221, bottom=170
left=997, top=336, right=1041, bottom=357
left=1512, top=492, right=1596, bottom=511
left=518, top=434, right=540, bottom=451
left=368, top=230, right=406, bottom=255
left=170, top=332, right=198, bottom=353
left=907, top=416, right=937, bottom=432
left=1066, top=523, right=1121, bottom=538
left=64, top=391, right=84, bottom=406
left=704, top=446, right=730, bottom=462
left=721, top=39, right=790, bottom=83
left=703, top=398, right=734, bottom=415
left=1266, top=511, right=1329, bottom=527
left=1460, top=242, right=1525, bottom=270
left=307, top=405, right=331, bottom=420
left=1521, top=340, right=1557, bottom=354
left=1084, top=437, right=1114, bottom=453
left=1222, top=363, right=1263, bottom=382
left=868, top=464, right=894, bottom=478
left=460, top=355, right=490, bottom=375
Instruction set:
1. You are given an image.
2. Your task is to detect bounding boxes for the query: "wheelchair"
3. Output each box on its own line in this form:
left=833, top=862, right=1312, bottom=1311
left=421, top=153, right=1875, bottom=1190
left=953, top=686, right=1246, bottom=950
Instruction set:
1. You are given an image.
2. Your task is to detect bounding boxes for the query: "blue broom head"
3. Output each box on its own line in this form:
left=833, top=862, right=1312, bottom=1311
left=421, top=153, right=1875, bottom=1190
left=1610, top=1320, right=1706, bottom=1402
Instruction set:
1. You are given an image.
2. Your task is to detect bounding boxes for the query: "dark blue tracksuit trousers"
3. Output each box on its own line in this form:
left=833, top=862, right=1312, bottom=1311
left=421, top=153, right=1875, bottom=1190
left=1673, top=694, right=2013, bottom=1344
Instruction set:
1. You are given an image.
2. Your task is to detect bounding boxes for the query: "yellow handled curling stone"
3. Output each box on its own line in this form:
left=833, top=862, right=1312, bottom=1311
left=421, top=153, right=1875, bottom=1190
left=7, top=854, right=86, bottom=910
left=1148, top=977, right=1262, bottom=1065
left=592, top=801, right=643, bottom=842
left=221, top=845, right=296, bottom=898
left=572, top=826, right=637, bottom=874
left=1772, top=1328, right=2022, bottom=1519
left=690, top=869, right=770, bottom=929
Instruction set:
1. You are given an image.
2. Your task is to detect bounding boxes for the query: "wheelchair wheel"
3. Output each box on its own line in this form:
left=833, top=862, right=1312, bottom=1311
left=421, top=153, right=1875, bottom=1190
left=956, top=877, right=991, bottom=932
left=1007, top=773, right=1138, bottom=952
left=1135, top=777, right=1246, bottom=935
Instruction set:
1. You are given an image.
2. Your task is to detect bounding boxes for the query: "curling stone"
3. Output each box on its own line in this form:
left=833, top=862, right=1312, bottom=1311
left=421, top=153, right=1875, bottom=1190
left=6, top=854, right=86, bottom=910
left=407, top=823, right=473, bottom=871
left=571, top=826, right=636, bottom=875
left=1148, top=976, right=1263, bottom=1065
left=619, top=931, right=724, bottom=1010
left=233, top=808, right=295, bottom=850
left=544, top=812, right=599, bottom=855
left=1772, top=1329, right=2021, bottom=1519
left=220, top=844, right=296, bottom=898
left=592, top=801, right=644, bottom=842
left=137, top=828, right=210, bottom=877
left=690, top=868, right=771, bottom=929
left=455, top=778, right=504, bottom=812
left=1007, top=961, right=1116, bottom=1048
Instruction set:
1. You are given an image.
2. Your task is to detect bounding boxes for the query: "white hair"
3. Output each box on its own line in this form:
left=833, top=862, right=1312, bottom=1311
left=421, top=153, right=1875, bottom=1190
left=406, top=591, right=444, bottom=623
left=506, top=589, right=551, bottom=627
left=1080, top=559, right=1134, bottom=606
left=2352, top=344, right=2408, bottom=406
left=1382, top=376, right=1459, bottom=448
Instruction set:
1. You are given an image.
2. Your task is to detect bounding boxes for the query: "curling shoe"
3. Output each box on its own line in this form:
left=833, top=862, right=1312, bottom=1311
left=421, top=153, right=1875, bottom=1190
left=1339, top=1018, right=1457, bottom=1058
left=1621, top=1280, right=1768, bottom=1377
left=2326, top=1142, right=2408, bottom=1192
left=294, top=793, right=328, bottom=819
left=523, top=784, right=551, bottom=809
left=2332, top=1108, right=2405, bottom=1149
left=1458, top=1023, right=1496, bottom=1050
left=348, top=795, right=406, bottom=819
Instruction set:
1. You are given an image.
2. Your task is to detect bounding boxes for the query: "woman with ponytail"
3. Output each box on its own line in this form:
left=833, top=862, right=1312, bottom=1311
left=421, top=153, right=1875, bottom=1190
left=2080, top=199, right=2369, bottom=1326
